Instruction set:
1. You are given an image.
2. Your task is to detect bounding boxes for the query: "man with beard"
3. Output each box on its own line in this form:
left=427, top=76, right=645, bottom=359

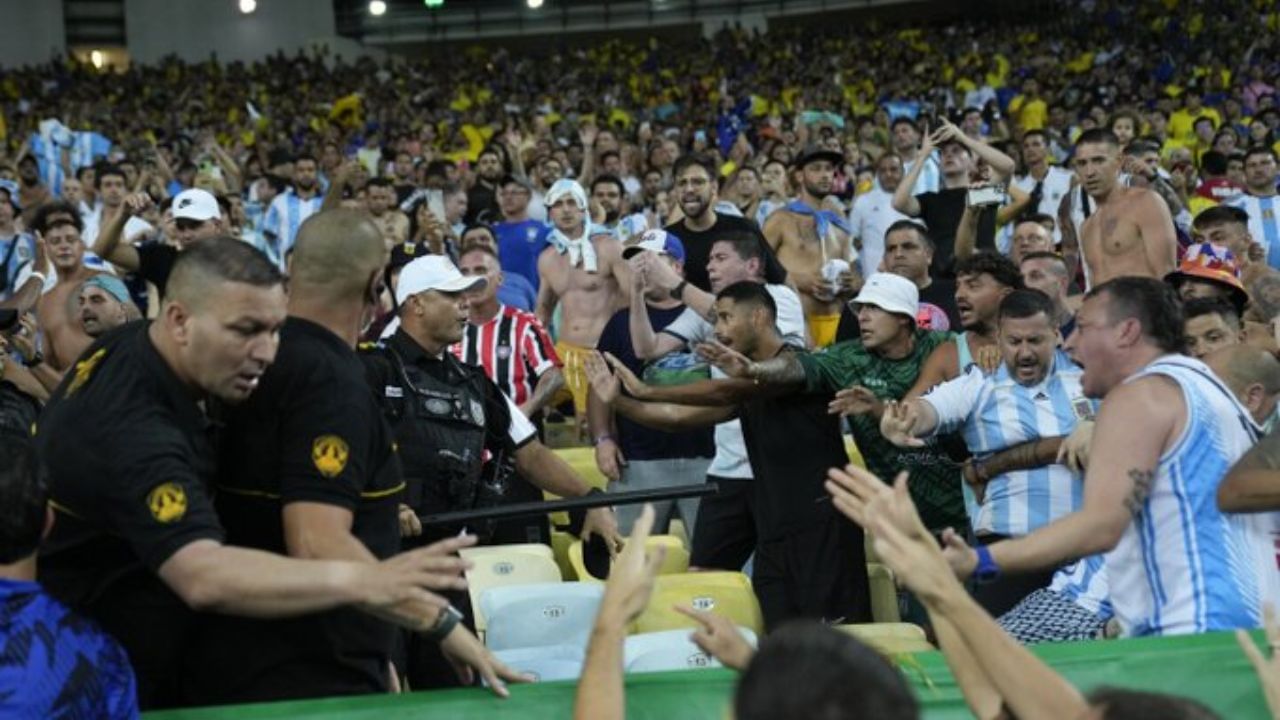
left=592, top=174, right=647, bottom=244
left=894, top=120, right=1016, bottom=278
left=466, top=147, right=506, bottom=225
left=849, top=153, right=910, bottom=279
left=14, top=155, right=51, bottom=218
left=764, top=147, right=861, bottom=348
left=1070, top=130, right=1177, bottom=288
left=1226, top=146, right=1280, bottom=269
left=98, top=189, right=225, bottom=296
left=536, top=179, right=631, bottom=419
left=77, top=275, right=136, bottom=339
left=81, top=165, right=154, bottom=251
left=264, top=153, right=325, bottom=262
left=1012, top=131, right=1075, bottom=245
left=881, top=289, right=1095, bottom=615
left=890, top=118, right=941, bottom=197
left=664, top=154, right=788, bottom=294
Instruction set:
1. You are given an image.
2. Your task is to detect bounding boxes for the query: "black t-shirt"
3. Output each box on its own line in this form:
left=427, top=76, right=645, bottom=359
left=136, top=242, right=179, bottom=296
left=466, top=182, right=498, bottom=226
left=665, top=213, right=788, bottom=292
left=738, top=349, right=849, bottom=541
left=36, top=321, right=224, bottom=709
left=916, top=189, right=997, bottom=277
left=188, top=317, right=404, bottom=704
left=595, top=305, right=715, bottom=461
left=835, top=276, right=961, bottom=342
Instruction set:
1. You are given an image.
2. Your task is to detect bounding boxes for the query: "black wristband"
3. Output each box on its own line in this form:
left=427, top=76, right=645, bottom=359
left=670, top=280, right=688, bottom=300
left=424, top=605, right=463, bottom=642
left=26, top=352, right=43, bottom=369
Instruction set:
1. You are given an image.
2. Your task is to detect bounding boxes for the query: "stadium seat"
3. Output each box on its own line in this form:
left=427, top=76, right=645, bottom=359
left=550, top=530, right=578, bottom=580
left=624, top=628, right=759, bottom=674
left=634, top=571, right=764, bottom=636
left=838, top=623, right=934, bottom=656
left=669, top=518, right=689, bottom=549
left=545, top=447, right=609, bottom=526
left=867, top=562, right=901, bottom=623
left=480, top=582, right=604, bottom=651
left=489, top=645, right=584, bottom=684
left=568, top=535, right=690, bottom=582
left=462, top=545, right=563, bottom=633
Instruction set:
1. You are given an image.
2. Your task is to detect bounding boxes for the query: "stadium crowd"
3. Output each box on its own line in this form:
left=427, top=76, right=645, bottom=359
left=7, top=0, right=1280, bottom=716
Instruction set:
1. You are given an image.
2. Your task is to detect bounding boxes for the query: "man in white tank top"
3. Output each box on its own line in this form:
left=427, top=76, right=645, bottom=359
left=942, top=276, right=1278, bottom=637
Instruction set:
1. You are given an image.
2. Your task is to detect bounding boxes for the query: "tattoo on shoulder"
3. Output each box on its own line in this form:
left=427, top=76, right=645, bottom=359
left=1123, top=468, right=1155, bottom=516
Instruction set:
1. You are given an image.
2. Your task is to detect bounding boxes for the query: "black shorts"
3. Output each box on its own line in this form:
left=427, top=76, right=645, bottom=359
left=689, top=476, right=755, bottom=570
left=753, top=512, right=870, bottom=630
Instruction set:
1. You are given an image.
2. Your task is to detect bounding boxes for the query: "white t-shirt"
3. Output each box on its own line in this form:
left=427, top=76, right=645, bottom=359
left=81, top=208, right=155, bottom=251
left=1010, top=165, right=1074, bottom=247
left=849, top=186, right=909, bottom=277
left=658, top=283, right=806, bottom=479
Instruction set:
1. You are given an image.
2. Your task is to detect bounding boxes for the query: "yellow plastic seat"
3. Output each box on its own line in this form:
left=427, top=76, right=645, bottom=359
left=569, top=536, right=690, bottom=583
left=669, top=518, right=689, bottom=549
left=838, top=622, right=934, bottom=655
left=634, top=571, right=764, bottom=636
left=550, top=530, right=578, bottom=580
left=867, top=563, right=900, bottom=623
left=461, top=545, right=562, bottom=633
left=546, top=447, right=609, bottom=526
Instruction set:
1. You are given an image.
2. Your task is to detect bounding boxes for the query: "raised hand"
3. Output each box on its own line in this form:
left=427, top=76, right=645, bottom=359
left=585, top=351, right=621, bottom=405
left=123, top=192, right=154, bottom=218
left=975, top=344, right=1002, bottom=375
left=674, top=605, right=755, bottom=671
left=603, top=352, right=651, bottom=400
left=359, top=534, right=478, bottom=608
left=879, top=400, right=925, bottom=448
left=695, top=340, right=753, bottom=379
left=828, top=385, right=883, bottom=417
left=581, top=507, right=625, bottom=559
left=440, top=624, right=535, bottom=697
left=599, top=504, right=666, bottom=623
left=1056, top=419, right=1095, bottom=474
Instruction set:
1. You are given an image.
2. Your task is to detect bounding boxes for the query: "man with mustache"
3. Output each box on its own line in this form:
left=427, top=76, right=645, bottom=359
left=263, top=153, right=325, bottom=264
left=764, top=147, right=861, bottom=348
left=77, top=275, right=136, bottom=339
left=880, top=289, right=1097, bottom=615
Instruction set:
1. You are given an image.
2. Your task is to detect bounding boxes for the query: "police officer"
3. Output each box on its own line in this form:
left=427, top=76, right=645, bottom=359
left=363, top=253, right=622, bottom=687
left=186, top=211, right=526, bottom=704
left=34, top=237, right=463, bottom=709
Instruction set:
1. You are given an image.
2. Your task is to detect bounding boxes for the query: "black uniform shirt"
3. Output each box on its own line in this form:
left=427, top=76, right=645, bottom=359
left=664, top=213, right=788, bottom=292
left=188, top=316, right=404, bottom=704
left=36, top=321, right=224, bottom=708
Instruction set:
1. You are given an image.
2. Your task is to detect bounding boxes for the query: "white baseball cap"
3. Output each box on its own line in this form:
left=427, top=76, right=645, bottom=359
left=172, top=188, right=222, bottom=221
left=851, top=272, right=919, bottom=319
left=621, top=229, right=686, bottom=261
left=395, top=255, right=487, bottom=305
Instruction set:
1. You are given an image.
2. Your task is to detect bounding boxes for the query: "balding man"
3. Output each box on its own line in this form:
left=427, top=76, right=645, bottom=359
left=190, top=212, right=522, bottom=704
left=36, top=237, right=464, bottom=709
left=1204, top=344, right=1280, bottom=429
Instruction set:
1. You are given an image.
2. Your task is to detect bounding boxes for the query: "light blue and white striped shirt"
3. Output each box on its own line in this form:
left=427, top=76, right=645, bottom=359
left=263, top=190, right=324, bottom=264
left=1225, top=194, right=1280, bottom=270
left=905, top=151, right=941, bottom=197
left=1110, top=355, right=1277, bottom=637
left=923, top=349, right=1095, bottom=536
left=1048, top=554, right=1112, bottom=620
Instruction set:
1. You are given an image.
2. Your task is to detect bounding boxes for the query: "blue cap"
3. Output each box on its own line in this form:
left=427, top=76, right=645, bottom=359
left=622, top=229, right=686, bottom=263
left=81, top=275, right=132, bottom=304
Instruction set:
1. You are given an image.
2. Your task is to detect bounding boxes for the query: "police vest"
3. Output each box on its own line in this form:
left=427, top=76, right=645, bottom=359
left=377, top=345, right=514, bottom=530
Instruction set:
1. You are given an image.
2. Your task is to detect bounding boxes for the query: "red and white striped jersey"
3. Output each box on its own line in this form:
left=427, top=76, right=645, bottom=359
left=451, top=304, right=561, bottom=406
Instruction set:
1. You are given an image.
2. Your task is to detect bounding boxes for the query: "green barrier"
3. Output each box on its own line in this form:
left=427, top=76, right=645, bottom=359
left=147, top=631, right=1270, bottom=720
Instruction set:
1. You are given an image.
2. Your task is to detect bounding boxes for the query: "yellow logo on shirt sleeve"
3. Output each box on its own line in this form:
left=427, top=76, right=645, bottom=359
left=65, top=348, right=107, bottom=397
left=147, top=482, right=188, bottom=523
left=312, top=435, right=350, bottom=478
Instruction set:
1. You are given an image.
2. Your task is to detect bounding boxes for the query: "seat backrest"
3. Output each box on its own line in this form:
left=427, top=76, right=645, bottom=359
left=569, top=536, right=692, bottom=583
left=837, top=622, right=933, bottom=656
left=634, top=571, right=764, bottom=635
left=481, top=581, right=604, bottom=651
left=489, top=645, right=584, bottom=684
left=867, top=562, right=901, bottom=623
left=465, top=548, right=563, bottom=632
left=624, top=628, right=759, bottom=674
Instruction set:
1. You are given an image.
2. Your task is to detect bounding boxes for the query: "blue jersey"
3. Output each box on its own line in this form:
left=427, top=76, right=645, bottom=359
left=0, top=578, right=138, bottom=719
left=262, top=191, right=324, bottom=259
left=1226, top=194, right=1280, bottom=270
left=1110, top=355, right=1278, bottom=637
left=494, top=219, right=551, bottom=292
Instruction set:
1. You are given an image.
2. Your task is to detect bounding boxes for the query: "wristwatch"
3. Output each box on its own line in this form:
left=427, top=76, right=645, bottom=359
left=26, top=351, right=44, bottom=369
left=424, top=604, right=463, bottom=642
left=974, top=544, right=1001, bottom=585
left=669, top=279, right=688, bottom=301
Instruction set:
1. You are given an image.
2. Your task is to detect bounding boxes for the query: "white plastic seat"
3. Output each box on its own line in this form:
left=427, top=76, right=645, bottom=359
left=623, top=628, right=759, bottom=674
left=462, top=546, right=563, bottom=633
left=480, top=581, right=604, bottom=651
left=489, top=645, right=584, bottom=683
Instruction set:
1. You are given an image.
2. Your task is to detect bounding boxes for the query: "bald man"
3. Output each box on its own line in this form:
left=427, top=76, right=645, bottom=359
left=1204, top=345, right=1280, bottom=429
left=189, top=210, right=521, bottom=704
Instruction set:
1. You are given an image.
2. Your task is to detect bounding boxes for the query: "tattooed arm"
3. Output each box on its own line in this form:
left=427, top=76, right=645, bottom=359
left=1220, top=430, right=1280, bottom=513
left=944, top=376, right=1177, bottom=578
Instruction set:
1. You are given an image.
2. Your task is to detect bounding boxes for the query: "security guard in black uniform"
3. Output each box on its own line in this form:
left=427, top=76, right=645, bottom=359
left=185, top=211, right=525, bottom=703
left=363, top=253, right=623, bottom=687
left=34, top=237, right=467, bottom=710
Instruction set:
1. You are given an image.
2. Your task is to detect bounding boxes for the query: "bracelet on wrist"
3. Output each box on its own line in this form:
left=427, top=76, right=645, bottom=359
left=593, top=434, right=615, bottom=446
left=423, top=605, right=463, bottom=642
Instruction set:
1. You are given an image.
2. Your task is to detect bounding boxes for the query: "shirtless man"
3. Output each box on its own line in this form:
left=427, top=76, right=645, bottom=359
left=1071, top=129, right=1177, bottom=289
left=36, top=218, right=104, bottom=370
left=536, top=178, right=631, bottom=417
left=365, top=178, right=408, bottom=249
left=763, top=147, right=860, bottom=347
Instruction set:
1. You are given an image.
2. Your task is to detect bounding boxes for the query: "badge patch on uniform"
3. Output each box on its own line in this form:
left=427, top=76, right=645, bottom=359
left=312, top=435, right=350, bottom=478
left=384, top=385, right=404, bottom=398
left=470, top=399, right=485, bottom=425
left=147, top=482, right=188, bottom=523
left=426, top=398, right=451, bottom=415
